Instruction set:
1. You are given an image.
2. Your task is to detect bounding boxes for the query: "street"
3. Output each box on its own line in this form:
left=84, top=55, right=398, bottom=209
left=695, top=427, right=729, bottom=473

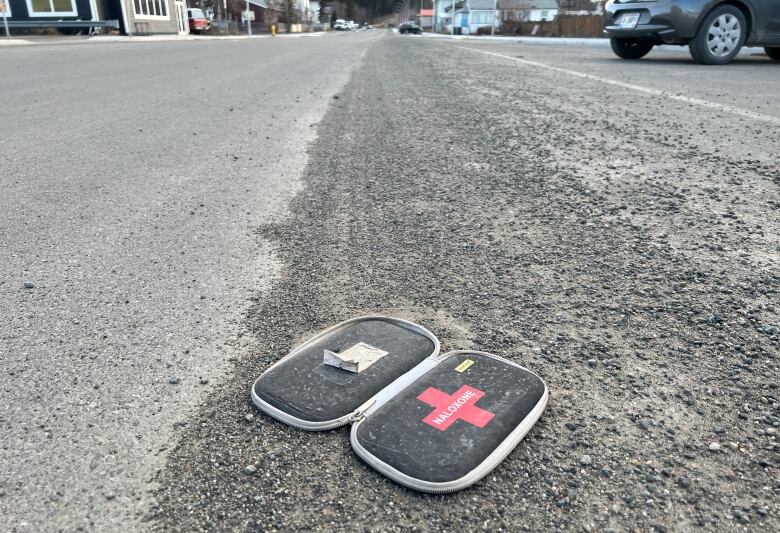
left=2, top=31, right=779, bottom=531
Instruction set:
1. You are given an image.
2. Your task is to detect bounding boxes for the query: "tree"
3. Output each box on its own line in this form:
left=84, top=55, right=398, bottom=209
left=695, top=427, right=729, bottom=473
left=330, top=10, right=338, bottom=25
left=271, top=0, right=298, bottom=31
left=345, top=0, right=355, bottom=20
left=286, top=0, right=295, bottom=31
left=319, top=1, right=330, bottom=22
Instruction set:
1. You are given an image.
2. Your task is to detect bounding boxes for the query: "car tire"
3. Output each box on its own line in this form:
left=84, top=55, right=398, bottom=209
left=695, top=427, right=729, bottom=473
left=610, top=38, right=654, bottom=60
left=765, top=47, right=780, bottom=60
left=689, top=5, right=746, bottom=65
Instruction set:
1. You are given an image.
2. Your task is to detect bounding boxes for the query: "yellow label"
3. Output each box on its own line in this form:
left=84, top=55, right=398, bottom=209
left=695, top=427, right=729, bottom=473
left=455, top=359, right=474, bottom=373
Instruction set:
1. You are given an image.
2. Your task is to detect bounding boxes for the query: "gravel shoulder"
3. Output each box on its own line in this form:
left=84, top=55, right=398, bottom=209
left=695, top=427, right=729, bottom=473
left=153, top=35, right=779, bottom=531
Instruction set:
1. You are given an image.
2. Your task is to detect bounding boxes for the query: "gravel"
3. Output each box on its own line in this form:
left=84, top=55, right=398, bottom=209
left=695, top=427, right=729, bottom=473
left=151, top=35, right=779, bottom=532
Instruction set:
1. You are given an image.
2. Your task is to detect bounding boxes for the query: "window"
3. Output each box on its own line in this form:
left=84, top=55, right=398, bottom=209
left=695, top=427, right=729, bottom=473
left=26, top=0, right=77, bottom=16
left=541, top=10, right=550, bottom=21
left=472, top=11, right=493, bottom=25
left=134, top=0, right=169, bottom=18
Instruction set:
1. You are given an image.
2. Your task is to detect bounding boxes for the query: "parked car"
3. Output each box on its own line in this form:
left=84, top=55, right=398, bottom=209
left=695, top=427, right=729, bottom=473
left=603, top=0, right=780, bottom=65
left=187, top=8, right=210, bottom=33
left=334, top=19, right=350, bottom=31
left=399, top=21, right=423, bottom=35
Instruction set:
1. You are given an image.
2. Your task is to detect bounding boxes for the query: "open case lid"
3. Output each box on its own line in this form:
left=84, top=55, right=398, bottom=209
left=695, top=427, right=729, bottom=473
left=350, top=350, right=548, bottom=493
left=251, top=316, right=440, bottom=430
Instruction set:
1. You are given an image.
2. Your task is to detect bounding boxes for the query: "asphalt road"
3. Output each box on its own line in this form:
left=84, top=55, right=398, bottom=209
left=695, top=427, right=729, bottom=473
left=0, top=33, right=371, bottom=530
left=3, top=31, right=779, bottom=532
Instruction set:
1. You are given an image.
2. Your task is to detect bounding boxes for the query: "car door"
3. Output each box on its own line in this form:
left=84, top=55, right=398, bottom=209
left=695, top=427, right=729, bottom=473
left=750, top=0, right=780, bottom=42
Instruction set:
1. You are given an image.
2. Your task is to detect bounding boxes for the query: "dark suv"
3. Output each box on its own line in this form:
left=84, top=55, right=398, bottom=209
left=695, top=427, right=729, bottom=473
left=399, top=22, right=423, bottom=35
left=604, top=0, right=780, bottom=64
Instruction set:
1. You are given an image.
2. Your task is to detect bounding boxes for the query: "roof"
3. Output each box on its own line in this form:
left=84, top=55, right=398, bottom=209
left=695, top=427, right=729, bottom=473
left=468, top=0, right=498, bottom=9
left=498, top=0, right=559, bottom=9
left=444, top=0, right=467, bottom=12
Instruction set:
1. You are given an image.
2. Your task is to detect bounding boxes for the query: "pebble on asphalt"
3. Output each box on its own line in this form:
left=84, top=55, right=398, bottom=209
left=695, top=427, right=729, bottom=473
left=243, top=465, right=257, bottom=475
left=580, top=454, right=592, bottom=466
left=23, top=281, right=34, bottom=289
left=168, top=376, right=179, bottom=385
left=244, top=414, right=254, bottom=422
left=708, top=442, right=721, bottom=452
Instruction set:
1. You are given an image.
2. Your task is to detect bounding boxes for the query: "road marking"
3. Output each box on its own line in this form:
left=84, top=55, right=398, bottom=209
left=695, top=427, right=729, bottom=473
left=457, top=46, right=780, bottom=126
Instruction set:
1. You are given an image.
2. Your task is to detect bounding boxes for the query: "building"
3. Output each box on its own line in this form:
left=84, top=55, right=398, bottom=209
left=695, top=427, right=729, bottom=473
left=440, top=0, right=498, bottom=35
left=0, top=0, right=188, bottom=35
left=1, top=0, right=119, bottom=31
left=419, top=7, right=433, bottom=28
left=499, top=0, right=559, bottom=23
left=118, top=0, right=188, bottom=34
left=432, top=0, right=558, bottom=33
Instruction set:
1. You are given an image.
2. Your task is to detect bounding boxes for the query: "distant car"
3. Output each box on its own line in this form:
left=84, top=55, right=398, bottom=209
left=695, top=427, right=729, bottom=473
left=334, top=19, right=350, bottom=31
left=604, top=0, right=780, bottom=65
left=187, top=8, right=210, bottom=33
left=399, top=21, right=422, bottom=35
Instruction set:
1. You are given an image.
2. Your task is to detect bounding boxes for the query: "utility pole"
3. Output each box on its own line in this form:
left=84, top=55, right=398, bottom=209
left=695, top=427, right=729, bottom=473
left=450, top=0, right=454, bottom=35
left=246, top=0, right=252, bottom=35
left=491, top=0, right=496, bottom=35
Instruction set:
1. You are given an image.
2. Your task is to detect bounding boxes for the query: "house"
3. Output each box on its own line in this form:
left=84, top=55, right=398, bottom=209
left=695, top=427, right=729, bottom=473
left=1, top=0, right=120, bottom=33
left=438, top=0, right=498, bottom=35
left=0, top=0, right=189, bottom=35
left=419, top=7, right=433, bottom=28
left=456, top=0, right=499, bottom=35
left=244, top=0, right=276, bottom=30
left=499, top=0, right=559, bottom=23
left=433, top=0, right=455, bottom=32
left=117, top=0, right=189, bottom=35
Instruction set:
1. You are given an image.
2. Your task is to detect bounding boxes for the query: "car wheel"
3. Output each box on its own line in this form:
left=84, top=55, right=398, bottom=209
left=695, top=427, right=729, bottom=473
left=610, top=38, right=654, bottom=59
left=689, top=5, right=746, bottom=65
left=765, top=47, right=780, bottom=60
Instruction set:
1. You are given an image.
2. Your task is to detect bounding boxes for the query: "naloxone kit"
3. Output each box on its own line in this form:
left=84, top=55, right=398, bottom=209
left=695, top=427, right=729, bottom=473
left=251, top=316, right=548, bottom=493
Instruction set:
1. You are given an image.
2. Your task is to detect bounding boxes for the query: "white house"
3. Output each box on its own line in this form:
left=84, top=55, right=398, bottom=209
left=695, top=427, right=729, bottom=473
left=434, top=0, right=557, bottom=33
left=499, top=0, right=559, bottom=23
left=438, top=0, right=498, bottom=34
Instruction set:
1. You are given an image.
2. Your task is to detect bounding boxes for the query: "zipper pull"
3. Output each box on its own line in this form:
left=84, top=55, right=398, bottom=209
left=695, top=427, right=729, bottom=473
left=349, top=398, right=376, bottom=423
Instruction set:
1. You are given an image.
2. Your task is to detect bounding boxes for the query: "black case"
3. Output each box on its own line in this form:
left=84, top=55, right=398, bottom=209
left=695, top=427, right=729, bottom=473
left=251, top=316, right=548, bottom=493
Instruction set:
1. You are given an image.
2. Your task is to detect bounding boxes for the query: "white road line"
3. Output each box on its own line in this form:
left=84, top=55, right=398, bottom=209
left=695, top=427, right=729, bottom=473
left=458, top=46, right=780, bottom=126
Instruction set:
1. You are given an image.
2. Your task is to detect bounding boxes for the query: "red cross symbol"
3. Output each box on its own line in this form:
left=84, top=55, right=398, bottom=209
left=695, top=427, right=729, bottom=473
left=417, top=385, right=495, bottom=431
